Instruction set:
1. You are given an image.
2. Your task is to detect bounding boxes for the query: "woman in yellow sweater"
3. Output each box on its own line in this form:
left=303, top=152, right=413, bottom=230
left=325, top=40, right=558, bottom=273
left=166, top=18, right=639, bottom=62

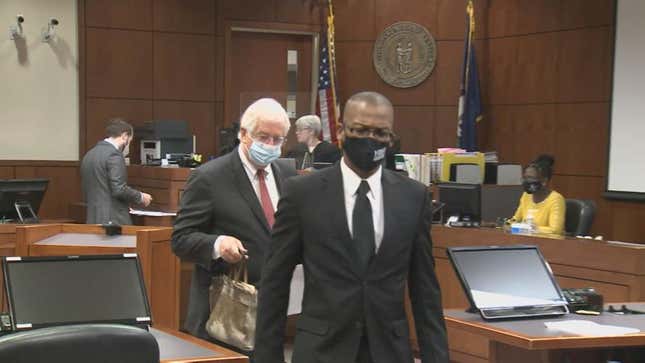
left=512, top=155, right=565, bottom=235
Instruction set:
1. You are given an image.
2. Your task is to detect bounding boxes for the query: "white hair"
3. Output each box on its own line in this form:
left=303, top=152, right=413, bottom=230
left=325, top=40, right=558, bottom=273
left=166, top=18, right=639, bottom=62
left=239, top=98, right=291, bottom=137
left=295, top=115, right=322, bottom=136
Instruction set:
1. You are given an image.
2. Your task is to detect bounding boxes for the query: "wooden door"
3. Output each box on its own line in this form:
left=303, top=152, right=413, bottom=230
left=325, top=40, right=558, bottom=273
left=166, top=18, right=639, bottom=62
left=227, top=31, right=314, bottom=152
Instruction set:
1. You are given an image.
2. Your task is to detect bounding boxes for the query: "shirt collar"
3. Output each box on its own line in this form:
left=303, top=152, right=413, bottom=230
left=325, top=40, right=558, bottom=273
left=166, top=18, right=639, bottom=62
left=238, top=146, right=271, bottom=178
left=104, top=138, right=120, bottom=151
left=340, top=156, right=382, bottom=198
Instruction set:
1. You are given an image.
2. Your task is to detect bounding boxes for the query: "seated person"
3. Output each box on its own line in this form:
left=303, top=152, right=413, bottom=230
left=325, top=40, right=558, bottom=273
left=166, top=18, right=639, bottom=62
left=285, top=115, right=341, bottom=169
left=511, top=154, right=565, bottom=234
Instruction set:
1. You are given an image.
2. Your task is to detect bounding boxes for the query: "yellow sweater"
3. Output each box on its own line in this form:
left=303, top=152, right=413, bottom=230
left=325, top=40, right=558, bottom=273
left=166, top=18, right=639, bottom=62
left=512, top=191, right=566, bottom=235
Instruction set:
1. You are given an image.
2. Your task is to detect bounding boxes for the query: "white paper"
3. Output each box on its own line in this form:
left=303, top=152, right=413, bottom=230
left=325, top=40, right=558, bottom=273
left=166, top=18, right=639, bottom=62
left=129, top=209, right=177, bottom=217
left=545, top=320, right=640, bottom=336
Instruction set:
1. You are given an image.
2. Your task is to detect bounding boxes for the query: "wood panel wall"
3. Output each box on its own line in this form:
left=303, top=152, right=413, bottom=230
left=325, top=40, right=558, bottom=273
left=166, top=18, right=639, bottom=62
left=6, top=0, right=643, bottom=241
left=334, top=0, right=490, bottom=154
left=477, top=0, right=645, bottom=242
left=83, top=0, right=218, bottom=157
left=0, top=162, right=81, bottom=219
left=81, top=0, right=323, bottom=159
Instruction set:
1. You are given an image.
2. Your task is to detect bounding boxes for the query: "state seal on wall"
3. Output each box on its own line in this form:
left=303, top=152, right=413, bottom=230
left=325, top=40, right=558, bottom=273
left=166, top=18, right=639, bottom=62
left=373, top=21, right=437, bottom=88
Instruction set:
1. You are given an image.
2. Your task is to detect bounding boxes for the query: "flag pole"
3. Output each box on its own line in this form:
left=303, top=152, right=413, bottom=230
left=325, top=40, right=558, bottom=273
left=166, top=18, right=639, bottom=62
left=464, top=0, right=475, bottom=96
left=327, top=0, right=341, bottom=143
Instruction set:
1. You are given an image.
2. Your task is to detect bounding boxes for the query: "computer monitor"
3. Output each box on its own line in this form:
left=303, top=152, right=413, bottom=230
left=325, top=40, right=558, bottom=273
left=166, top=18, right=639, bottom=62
left=437, top=182, right=481, bottom=223
left=0, top=179, right=49, bottom=223
left=481, top=185, right=523, bottom=223
left=447, top=245, right=568, bottom=320
left=2, top=254, right=152, bottom=331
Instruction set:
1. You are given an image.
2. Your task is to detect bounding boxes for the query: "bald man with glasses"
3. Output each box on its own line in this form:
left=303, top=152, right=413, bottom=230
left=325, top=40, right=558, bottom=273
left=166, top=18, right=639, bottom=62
left=255, top=92, right=448, bottom=363
left=171, top=99, right=297, bottom=353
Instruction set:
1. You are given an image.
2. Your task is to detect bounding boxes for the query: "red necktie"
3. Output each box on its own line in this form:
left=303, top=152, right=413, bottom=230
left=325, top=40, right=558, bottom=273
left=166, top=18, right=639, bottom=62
left=256, top=169, right=275, bottom=228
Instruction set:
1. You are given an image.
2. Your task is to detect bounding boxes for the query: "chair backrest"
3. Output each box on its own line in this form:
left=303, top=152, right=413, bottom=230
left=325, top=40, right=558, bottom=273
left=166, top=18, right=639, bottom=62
left=565, top=199, right=596, bottom=236
left=0, top=324, right=159, bottom=363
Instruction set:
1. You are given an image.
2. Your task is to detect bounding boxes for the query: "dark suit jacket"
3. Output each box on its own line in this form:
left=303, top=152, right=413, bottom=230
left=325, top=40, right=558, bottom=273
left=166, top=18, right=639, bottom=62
left=171, top=148, right=296, bottom=340
left=80, top=141, right=142, bottom=225
left=285, top=141, right=341, bottom=169
left=254, top=164, right=448, bottom=363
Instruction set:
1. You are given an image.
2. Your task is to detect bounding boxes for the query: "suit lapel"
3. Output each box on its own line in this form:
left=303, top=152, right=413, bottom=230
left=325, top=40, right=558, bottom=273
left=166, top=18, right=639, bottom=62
left=230, top=149, right=271, bottom=233
left=324, top=164, right=352, bottom=242
left=370, top=170, right=401, bottom=269
left=271, top=163, right=284, bottom=194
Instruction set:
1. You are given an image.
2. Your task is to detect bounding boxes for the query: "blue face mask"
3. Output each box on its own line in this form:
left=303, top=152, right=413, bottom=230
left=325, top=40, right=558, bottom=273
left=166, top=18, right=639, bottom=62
left=248, top=140, right=282, bottom=166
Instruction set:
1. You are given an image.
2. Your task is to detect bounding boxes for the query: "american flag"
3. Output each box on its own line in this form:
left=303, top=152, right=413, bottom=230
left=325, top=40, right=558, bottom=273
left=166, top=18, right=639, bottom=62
left=316, top=4, right=340, bottom=144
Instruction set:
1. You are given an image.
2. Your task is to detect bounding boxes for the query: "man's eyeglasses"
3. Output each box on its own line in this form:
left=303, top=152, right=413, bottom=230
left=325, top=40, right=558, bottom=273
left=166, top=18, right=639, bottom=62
left=345, top=126, right=393, bottom=140
left=251, top=133, right=285, bottom=145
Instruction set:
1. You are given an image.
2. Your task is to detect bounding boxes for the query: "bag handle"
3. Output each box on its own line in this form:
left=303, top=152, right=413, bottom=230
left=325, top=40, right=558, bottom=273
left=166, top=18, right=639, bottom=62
left=229, top=258, right=249, bottom=283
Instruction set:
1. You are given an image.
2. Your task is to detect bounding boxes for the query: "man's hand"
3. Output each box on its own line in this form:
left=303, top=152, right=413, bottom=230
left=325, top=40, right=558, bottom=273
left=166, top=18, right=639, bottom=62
left=218, top=236, right=248, bottom=263
left=141, top=193, right=153, bottom=207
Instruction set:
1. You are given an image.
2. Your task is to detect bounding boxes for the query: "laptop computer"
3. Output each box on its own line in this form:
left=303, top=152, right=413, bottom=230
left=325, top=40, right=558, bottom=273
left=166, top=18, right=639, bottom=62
left=447, top=245, right=569, bottom=320
left=2, top=254, right=152, bottom=331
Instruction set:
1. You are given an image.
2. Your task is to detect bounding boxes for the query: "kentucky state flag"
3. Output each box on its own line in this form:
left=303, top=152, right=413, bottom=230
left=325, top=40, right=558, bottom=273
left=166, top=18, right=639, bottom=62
left=458, top=0, right=483, bottom=151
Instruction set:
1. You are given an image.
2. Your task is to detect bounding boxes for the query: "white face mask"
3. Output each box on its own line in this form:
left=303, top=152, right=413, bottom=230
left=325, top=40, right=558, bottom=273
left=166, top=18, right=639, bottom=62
left=248, top=138, right=281, bottom=166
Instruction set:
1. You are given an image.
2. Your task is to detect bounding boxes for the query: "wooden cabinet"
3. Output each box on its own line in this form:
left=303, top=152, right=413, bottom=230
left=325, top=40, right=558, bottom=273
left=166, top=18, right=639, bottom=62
left=128, top=165, right=191, bottom=217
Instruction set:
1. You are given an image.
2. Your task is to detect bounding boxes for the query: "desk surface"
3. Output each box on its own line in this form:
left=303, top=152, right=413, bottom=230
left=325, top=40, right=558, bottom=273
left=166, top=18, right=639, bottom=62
left=444, top=303, right=645, bottom=350
left=152, top=327, right=247, bottom=363
left=35, top=233, right=137, bottom=248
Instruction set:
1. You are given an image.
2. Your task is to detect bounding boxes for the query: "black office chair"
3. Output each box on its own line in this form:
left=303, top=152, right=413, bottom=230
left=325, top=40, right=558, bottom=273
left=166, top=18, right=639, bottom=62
left=0, top=324, right=159, bottom=363
left=565, top=199, right=596, bottom=236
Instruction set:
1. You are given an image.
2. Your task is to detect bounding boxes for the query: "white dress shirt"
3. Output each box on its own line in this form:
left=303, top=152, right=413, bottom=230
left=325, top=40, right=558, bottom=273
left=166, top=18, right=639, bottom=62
left=212, top=147, right=280, bottom=259
left=340, top=157, right=384, bottom=251
left=104, top=138, right=120, bottom=150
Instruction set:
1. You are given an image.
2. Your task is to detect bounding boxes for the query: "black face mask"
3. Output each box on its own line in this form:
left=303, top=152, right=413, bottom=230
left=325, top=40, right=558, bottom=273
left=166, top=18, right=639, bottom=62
left=523, top=180, right=542, bottom=194
left=342, top=136, right=388, bottom=173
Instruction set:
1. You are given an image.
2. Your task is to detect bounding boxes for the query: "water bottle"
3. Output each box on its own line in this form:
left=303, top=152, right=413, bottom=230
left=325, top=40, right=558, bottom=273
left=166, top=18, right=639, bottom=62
left=525, top=209, right=536, bottom=233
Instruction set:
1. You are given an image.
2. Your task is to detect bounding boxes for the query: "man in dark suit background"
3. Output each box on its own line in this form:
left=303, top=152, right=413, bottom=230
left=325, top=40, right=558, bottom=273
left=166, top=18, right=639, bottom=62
left=255, top=92, right=449, bottom=363
left=172, top=98, right=296, bottom=345
left=80, top=118, right=152, bottom=225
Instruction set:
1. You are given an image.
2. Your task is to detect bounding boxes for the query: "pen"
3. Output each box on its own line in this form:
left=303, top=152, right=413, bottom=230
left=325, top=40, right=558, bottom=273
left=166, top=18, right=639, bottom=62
left=575, top=310, right=600, bottom=315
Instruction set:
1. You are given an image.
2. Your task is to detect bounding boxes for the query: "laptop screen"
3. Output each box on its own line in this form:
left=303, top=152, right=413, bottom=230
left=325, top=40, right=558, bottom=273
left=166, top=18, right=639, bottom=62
left=2, top=255, right=151, bottom=330
left=448, top=246, right=566, bottom=310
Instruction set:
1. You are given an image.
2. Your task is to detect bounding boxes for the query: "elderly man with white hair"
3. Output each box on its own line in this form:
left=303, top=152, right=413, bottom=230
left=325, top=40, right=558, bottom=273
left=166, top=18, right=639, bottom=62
left=286, top=114, right=341, bottom=169
left=171, top=98, right=297, bottom=352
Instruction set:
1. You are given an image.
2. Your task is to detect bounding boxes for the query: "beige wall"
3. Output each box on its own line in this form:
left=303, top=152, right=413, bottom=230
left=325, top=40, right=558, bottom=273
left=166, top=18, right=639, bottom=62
left=0, top=0, right=78, bottom=160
